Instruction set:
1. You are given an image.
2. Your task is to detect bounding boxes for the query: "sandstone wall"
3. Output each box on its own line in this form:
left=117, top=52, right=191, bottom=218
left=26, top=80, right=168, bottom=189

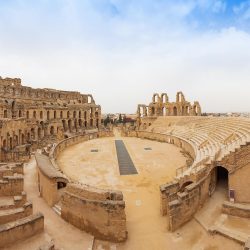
left=0, top=213, right=44, bottom=248
left=61, top=183, right=127, bottom=242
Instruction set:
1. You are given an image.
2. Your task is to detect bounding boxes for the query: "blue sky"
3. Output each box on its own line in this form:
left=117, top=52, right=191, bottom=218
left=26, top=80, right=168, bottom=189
left=0, top=0, right=250, bottom=113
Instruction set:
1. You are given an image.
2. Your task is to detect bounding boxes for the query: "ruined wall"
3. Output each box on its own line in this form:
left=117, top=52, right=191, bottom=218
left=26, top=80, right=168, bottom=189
left=0, top=213, right=44, bottom=248
left=0, top=76, right=102, bottom=162
left=219, top=143, right=250, bottom=203
left=61, top=183, right=127, bottom=242
left=136, top=92, right=201, bottom=129
left=36, top=131, right=113, bottom=207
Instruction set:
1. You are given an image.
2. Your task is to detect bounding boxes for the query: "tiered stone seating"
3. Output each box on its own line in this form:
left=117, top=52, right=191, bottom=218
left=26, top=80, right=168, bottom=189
left=0, top=163, right=44, bottom=248
left=145, top=116, right=250, bottom=177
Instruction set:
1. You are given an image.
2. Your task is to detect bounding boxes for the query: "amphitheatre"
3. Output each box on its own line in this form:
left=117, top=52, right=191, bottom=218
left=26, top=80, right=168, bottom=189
left=0, top=76, right=249, bottom=250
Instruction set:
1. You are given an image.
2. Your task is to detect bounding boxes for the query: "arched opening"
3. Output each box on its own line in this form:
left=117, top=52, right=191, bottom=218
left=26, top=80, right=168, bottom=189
left=87, top=96, right=92, bottom=104
left=209, top=166, right=229, bottom=199
left=79, top=111, right=81, bottom=118
left=173, top=106, right=177, bottom=116
left=217, top=166, right=228, bottom=190
left=21, top=134, right=25, bottom=144
left=33, top=111, right=36, bottom=119
left=11, top=101, right=16, bottom=118
left=19, top=110, right=22, bottom=117
left=73, top=111, right=76, bottom=118
left=40, top=111, right=43, bottom=119
left=84, top=121, right=87, bottom=128
left=50, top=126, right=55, bottom=135
left=84, top=111, right=87, bottom=120
left=68, top=120, right=72, bottom=132
left=38, top=127, right=42, bottom=139
left=90, top=119, right=93, bottom=127
left=54, top=111, right=57, bottom=119
left=193, top=105, right=198, bottom=116
left=4, top=110, right=7, bottom=118
left=57, top=181, right=67, bottom=190
left=162, top=107, right=167, bottom=116
left=2, top=139, right=7, bottom=150
left=62, top=120, right=67, bottom=131
left=67, top=111, right=70, bottom=118
left=47, top=110, right=50, bottom=120
left=60, top=111, right=63, bottom=119
left=79, top=119, right=82, bottom=127
left=96, top=119, right=99, bottom=128
left=31, top=128, right=35, bottom=140
left=151, top=107, right=155, bottom=116
left=180, top=181, right=193, bottom=192
left=95, top=111, right=98, bottom=118
left=26, top=111, right=29, bottom=119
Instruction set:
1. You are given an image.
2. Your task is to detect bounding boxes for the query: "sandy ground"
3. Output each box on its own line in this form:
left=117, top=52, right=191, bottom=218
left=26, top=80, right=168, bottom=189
left=57, top=134, right=241, bottom=250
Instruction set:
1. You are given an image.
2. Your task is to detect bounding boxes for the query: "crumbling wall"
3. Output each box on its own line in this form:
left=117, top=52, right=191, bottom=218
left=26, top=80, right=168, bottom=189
left=61, top=183, right=127, bottom=242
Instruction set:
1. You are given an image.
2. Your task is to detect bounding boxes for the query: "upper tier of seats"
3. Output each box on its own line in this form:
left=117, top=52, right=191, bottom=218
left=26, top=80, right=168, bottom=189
left=145, top=116, right=250, bottom=176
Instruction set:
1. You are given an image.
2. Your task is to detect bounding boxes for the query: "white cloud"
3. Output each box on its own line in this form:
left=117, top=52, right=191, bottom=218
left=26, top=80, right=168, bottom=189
left=0, top=1, right=249, bottom=113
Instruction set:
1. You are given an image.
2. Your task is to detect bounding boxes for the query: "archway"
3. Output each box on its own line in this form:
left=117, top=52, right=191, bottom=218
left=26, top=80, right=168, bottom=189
left=180, top=181, right=193, bottom=192
left=173, top=106, right=177, bottom=116
left=209, top=166, right=228, bottom=199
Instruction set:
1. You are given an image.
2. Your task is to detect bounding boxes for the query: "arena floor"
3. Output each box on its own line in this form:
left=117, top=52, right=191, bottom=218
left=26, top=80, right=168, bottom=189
left=56, top=135, right=242, bottom=250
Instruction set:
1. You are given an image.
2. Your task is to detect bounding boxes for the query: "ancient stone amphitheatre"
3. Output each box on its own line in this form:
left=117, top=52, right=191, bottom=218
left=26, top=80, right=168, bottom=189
left=0, top=76, right=249, bottom=250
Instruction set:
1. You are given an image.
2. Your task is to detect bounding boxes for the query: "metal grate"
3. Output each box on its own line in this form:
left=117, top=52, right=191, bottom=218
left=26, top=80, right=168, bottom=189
left=115, top=140, right=138, bottom=175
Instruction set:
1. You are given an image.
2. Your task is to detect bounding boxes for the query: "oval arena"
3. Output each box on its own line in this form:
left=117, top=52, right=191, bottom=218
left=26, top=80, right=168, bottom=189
left=0, top=77, right=249, bottom=250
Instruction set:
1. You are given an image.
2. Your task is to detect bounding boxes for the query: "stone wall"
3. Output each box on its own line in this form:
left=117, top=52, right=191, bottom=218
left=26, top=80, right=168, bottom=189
left=0, top=213, right=44, bottom=248
left=0, top=76, right=102, bottom=162
left=124, top=130, right=250, bottom=231
left=36, top=131, right=114, bottom=207
left=136, top=92, right=201, bottom=129
left=61, top=183, right=127, bottom=242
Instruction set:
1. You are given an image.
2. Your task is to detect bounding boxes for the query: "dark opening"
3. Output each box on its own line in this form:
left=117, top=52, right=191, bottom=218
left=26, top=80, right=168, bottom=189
left=180, top=181, right=193, bottom=192
left=57, top=182, right=66, bottom=190
left=217, top=166, right=228, bottom=188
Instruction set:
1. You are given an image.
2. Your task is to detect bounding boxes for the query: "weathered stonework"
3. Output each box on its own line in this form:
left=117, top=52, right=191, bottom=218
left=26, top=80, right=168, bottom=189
left=61, top=183, right=127, bottom=242
left=0, top=76, right=101, bottom=162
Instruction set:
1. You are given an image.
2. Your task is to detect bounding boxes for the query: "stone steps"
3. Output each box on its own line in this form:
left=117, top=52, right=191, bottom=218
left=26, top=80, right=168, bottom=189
left=209, top=224, right=249, bottom=245
left=0, top=201, right=32, bottom=224
left=52, top=204, right=61, bottom=216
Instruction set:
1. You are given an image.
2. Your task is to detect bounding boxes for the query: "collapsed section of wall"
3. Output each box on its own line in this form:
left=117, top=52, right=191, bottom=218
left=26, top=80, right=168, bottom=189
left=61, top=183, right=127, bottom=242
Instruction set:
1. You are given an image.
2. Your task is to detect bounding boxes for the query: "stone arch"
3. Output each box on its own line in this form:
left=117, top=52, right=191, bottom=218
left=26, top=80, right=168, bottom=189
left=152, top=93, right=160, bottom=103
left=68, top=120, right=72, bottom=132
left=4, top=110, right=7, bottom=118
left=62, top=120, right=67, bottom=131
left=180, top=181, right=193, bottom=192
left=209, top=166, right=229, bottom=198
left=38, top=127, right=42, bottom=139
left=151, top=107, right=155, bottom=116
left=173, top=106, right=178, bottom=116
left=50, top=126, right=55, bottom=135
left=161, top=93, right=168, bottom=103
left=162, top=107, right=168, bottom=116
left=176, top=92, right=185, bottom=103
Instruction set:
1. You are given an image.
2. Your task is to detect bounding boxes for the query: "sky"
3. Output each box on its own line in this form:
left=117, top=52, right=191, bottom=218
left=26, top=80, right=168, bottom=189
left=0, top=0, right=250, bottom=113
